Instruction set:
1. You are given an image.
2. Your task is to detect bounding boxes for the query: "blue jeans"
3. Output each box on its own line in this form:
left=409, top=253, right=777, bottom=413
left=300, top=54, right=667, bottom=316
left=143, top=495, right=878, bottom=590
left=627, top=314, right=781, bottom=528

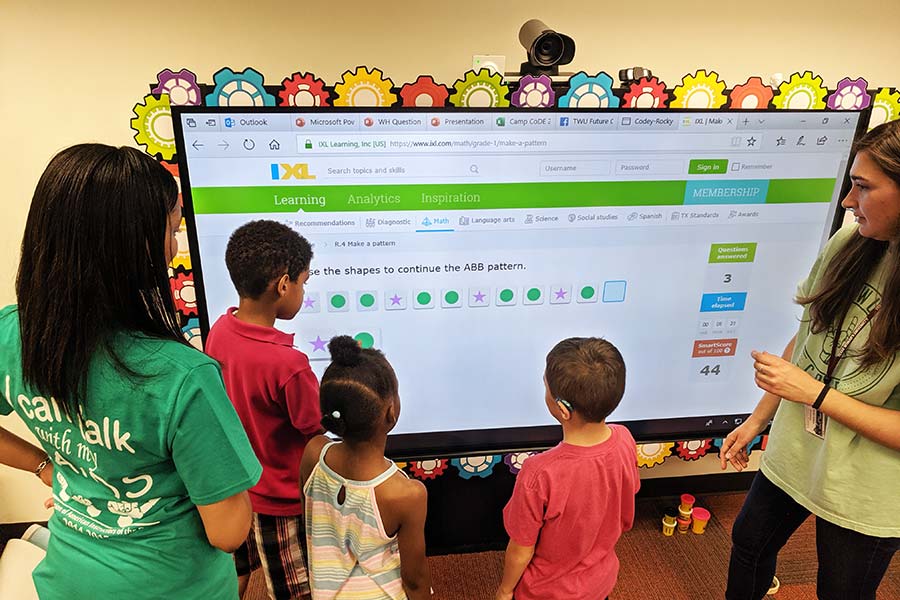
left=726, top=472, right=900, bottom=600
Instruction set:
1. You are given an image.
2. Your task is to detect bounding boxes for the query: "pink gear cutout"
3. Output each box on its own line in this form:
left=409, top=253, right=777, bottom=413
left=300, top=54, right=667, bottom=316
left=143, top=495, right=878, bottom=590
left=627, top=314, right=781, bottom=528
left=622, top=77, right=668, bottom=109
left=399, top=76, right=450, bottom=107
left=278, top=73, right=331, bottom=107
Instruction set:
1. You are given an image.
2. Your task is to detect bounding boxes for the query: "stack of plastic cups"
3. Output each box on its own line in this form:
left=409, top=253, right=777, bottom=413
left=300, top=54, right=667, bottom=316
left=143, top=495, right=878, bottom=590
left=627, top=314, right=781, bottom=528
left=661, top=508, right=677, bottom=536
left=677, top=493, right=695, bottom=533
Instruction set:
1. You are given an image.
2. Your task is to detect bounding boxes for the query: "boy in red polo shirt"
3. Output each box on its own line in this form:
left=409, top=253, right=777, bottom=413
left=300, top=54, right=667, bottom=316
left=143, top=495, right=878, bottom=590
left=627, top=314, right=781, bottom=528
left=497, top=337, right=640, bottom=600
left=206, top=220, right=322, bottom=600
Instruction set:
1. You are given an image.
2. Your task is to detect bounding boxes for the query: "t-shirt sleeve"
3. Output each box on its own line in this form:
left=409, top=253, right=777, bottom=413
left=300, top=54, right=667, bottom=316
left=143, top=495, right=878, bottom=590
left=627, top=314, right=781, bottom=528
left=282, top=366, right=322, bottom=436
left=502, top=462, right=546, bottom=547
left=169, top=363, right=263, bottom=506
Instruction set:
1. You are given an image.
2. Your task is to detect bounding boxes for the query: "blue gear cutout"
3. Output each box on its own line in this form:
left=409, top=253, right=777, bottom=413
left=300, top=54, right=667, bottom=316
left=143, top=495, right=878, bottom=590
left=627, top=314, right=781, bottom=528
left=205, top=67, right=276, bottom=107
left=451, top=455, right=501, bottom=479
left=181, top=317, right=202, bottom=350
left=559, top=72, right=620, bottom=109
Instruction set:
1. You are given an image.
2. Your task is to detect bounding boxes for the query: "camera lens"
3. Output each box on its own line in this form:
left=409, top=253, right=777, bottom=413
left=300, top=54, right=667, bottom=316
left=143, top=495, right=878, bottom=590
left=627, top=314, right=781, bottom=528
left=534, top=33, right=564, bottom=66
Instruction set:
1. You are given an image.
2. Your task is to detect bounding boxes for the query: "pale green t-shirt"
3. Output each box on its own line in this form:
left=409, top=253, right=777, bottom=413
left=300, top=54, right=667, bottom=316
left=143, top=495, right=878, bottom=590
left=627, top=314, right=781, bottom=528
left=761, top=224, right=900, bottom=538
left=0, top=305, right=263, bottom=599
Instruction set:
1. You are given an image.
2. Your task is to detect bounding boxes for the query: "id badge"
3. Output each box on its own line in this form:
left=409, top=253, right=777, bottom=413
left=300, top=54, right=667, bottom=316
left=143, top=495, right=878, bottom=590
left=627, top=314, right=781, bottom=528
left=804, top=405, right=827, bottom=439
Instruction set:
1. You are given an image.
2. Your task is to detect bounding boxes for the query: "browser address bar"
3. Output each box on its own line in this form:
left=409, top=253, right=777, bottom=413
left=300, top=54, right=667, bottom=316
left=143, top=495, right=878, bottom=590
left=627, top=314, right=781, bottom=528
left=297, top=132, right=749, bottom=154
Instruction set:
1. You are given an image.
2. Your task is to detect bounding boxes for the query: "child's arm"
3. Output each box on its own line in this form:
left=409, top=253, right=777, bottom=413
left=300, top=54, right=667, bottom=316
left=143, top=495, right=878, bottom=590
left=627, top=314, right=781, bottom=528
left=283, top=367, right=325, bottom=437
left=395, top=479, right=433, bottom=599
left=496, top=540, right=535, bottom=600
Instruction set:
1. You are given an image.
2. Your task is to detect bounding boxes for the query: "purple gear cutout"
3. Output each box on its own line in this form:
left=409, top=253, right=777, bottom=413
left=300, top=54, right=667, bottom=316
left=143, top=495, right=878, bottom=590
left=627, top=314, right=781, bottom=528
left=152, top=69, right=202, bottom=106
left=512, top=75, right=556, bottom=108
left=827, top=77, right=871, bottom=110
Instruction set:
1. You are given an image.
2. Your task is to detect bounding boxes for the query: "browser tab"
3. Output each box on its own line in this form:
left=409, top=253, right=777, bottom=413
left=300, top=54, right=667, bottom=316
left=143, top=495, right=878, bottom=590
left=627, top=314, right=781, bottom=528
left=501, top=115, right=555, bottom=130
left=557, top=114, right=616, bottom=131
left=221, top=114, right=292, bottom=131
left=428, top=114, right=492, bottom=131
left=292, top=114, right=360, bottom=131
left=361, top=114, right=429, bottom=131
left=619, top=115, right=678, bottom=131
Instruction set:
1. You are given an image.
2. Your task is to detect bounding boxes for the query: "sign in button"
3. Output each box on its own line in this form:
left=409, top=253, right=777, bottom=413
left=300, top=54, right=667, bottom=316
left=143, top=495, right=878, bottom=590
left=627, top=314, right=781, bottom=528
left=688, top=159, right=728, bottom=175
left=700, top=292, right=747, bottom=312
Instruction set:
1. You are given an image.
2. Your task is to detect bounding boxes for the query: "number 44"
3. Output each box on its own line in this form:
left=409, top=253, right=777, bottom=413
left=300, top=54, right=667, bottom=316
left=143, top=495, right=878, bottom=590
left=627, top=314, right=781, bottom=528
left=700, top=364, right=721, bottom=376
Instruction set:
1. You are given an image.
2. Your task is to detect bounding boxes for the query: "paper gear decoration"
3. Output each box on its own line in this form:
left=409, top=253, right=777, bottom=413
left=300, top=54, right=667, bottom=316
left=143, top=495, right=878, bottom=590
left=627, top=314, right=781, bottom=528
left=279, top=72, right=331, bottom=107
left=728, top=76, right=774, bottom=110
left=152, top=69, right=202, bottom=106
left=636, top=442, right=675, bottom=468
left=451, top=455, right=502, bottom=479
left=671, top=70, right=727, bottom=109
left=773, top=71, right=828, bottom=110
left=558, top=72, right=619, bottom=109
left=622, top=77, right=668, bottom=109
left=870, top=88, right=900, bottom=130
left=399, top=75, right=450, bottom=107
left=131, top=94, right=176, bottom=160
left=205, top=67, right=276, bottom=107
left=450, top=69, right=510, bottom=108
left=334, top=66, right=397, bottom=107
left=511, top=74, right=555, bottom=108
left=827, top=77, right=871, bottom=111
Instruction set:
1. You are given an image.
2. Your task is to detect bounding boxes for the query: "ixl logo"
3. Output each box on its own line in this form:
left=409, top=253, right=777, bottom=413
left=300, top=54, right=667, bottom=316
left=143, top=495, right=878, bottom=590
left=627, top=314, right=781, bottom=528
left=270, top=163, right=316, bottom=180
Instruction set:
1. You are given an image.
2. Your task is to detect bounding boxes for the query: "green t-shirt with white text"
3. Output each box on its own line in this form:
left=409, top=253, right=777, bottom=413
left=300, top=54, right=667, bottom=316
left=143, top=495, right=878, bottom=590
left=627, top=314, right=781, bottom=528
left=0, top=305, right=262, bottom=599
left=762, top=225, right=900, bottom=537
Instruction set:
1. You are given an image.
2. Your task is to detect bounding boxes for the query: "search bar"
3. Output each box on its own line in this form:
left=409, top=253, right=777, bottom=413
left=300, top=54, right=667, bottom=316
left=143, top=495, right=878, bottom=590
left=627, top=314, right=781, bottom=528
left=539, top=160, right=611, bottom=177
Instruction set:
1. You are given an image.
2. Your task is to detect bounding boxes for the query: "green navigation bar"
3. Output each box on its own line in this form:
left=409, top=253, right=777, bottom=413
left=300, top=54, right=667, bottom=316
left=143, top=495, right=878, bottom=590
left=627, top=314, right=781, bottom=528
left=191, top=178, right=835, bottom=215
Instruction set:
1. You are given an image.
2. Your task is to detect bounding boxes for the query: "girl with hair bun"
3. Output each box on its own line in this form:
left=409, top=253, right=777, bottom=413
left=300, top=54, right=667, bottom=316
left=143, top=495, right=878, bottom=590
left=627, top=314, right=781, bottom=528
left=300, top=336, right=432, bottom=599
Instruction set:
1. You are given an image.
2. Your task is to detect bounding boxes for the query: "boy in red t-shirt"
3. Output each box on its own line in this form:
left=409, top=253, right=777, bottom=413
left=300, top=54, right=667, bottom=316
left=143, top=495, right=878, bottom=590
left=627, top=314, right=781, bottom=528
left=206, top=220, right=323, bottom=600
left=497, top=337, right=640, bottom=600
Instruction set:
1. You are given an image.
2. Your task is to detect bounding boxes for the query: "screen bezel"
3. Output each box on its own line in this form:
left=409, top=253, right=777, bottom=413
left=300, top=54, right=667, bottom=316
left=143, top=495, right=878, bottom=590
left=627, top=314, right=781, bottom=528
left=173, top=105, right=871, bottom=459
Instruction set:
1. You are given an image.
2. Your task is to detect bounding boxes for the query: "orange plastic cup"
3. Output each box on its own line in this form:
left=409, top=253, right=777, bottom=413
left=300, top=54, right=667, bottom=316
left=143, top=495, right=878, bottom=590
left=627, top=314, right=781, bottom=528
left=692, top=507, right=711, bottom=534
left=676, top=516, right=691, bottom=534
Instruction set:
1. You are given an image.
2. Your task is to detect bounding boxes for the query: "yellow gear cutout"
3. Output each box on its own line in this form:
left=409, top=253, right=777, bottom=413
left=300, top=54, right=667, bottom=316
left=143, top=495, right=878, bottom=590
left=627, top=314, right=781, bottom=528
left=869, top=88, right=900, bottom=130
left=773, top=71, right=827, bottom=110
left=671, top=70, right=727, bottom=109
left=131, top=94, right=175, bottom=160
left=334, top=67, right=397, bottom=107
left=636, top=442, right=675, bottom=468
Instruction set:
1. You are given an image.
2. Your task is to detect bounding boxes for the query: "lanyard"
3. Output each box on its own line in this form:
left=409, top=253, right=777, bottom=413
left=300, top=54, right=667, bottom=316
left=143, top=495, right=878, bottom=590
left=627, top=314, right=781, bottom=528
left=824, top=304, right=880, bottom=385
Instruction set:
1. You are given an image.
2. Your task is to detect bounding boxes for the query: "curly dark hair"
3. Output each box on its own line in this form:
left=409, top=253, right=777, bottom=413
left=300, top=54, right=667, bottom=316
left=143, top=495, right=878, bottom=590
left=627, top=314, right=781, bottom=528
left=225, top=220, right=313, bottom=299
left=320, top=336, right=398, bottom=443
left=545, top=337, right=626, bottom=423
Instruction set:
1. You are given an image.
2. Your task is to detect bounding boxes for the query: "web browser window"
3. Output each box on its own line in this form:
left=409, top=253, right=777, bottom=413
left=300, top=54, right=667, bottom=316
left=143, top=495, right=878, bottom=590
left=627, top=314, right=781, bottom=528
left=175, top=108, right=864, bottom=455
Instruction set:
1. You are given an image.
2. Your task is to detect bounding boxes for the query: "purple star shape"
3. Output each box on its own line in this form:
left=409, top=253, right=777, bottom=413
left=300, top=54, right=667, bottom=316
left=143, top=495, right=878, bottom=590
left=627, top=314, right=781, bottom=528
left=390, top=294, right=402, bottom=306
left=303, top=297, right=316, bottom=309
left=554, top=288, right=568, bottom=300
left=473, top=290, right=486, bottom=303
left=309, top=336, right=327, bottom=352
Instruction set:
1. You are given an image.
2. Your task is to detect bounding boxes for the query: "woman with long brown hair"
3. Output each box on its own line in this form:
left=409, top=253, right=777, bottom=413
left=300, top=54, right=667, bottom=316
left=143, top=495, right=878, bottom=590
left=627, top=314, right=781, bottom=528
left=720, top=120, right=900, bottom=600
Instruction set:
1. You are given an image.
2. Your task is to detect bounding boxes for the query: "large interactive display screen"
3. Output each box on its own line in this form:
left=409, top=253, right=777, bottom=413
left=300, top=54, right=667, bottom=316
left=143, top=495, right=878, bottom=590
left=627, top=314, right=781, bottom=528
left=174, top=107, right=866, bottom=457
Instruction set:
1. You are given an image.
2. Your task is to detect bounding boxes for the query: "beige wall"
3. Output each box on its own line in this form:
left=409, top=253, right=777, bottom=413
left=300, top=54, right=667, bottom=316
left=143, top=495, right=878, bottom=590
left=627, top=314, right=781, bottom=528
left=1, top=0, right=895, bottom=522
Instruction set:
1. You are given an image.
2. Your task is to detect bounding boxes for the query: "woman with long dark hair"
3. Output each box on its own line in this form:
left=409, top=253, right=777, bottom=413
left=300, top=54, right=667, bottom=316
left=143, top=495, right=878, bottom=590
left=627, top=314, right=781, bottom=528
left=0, top=144, right=262, bottom=599
left=720, top=120, right=900, bottom=600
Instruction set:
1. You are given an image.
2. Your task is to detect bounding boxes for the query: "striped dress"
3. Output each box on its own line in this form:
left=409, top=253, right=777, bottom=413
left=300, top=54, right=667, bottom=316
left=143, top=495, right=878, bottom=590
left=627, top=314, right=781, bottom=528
left=304, top=442, right=407, bottom=600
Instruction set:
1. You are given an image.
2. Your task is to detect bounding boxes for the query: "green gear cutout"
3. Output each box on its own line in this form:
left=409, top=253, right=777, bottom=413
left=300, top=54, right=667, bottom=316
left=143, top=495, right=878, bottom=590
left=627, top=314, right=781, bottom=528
left=131, top=94, right=175, bottom=160
left=450, top=69, right=510, bottom=108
